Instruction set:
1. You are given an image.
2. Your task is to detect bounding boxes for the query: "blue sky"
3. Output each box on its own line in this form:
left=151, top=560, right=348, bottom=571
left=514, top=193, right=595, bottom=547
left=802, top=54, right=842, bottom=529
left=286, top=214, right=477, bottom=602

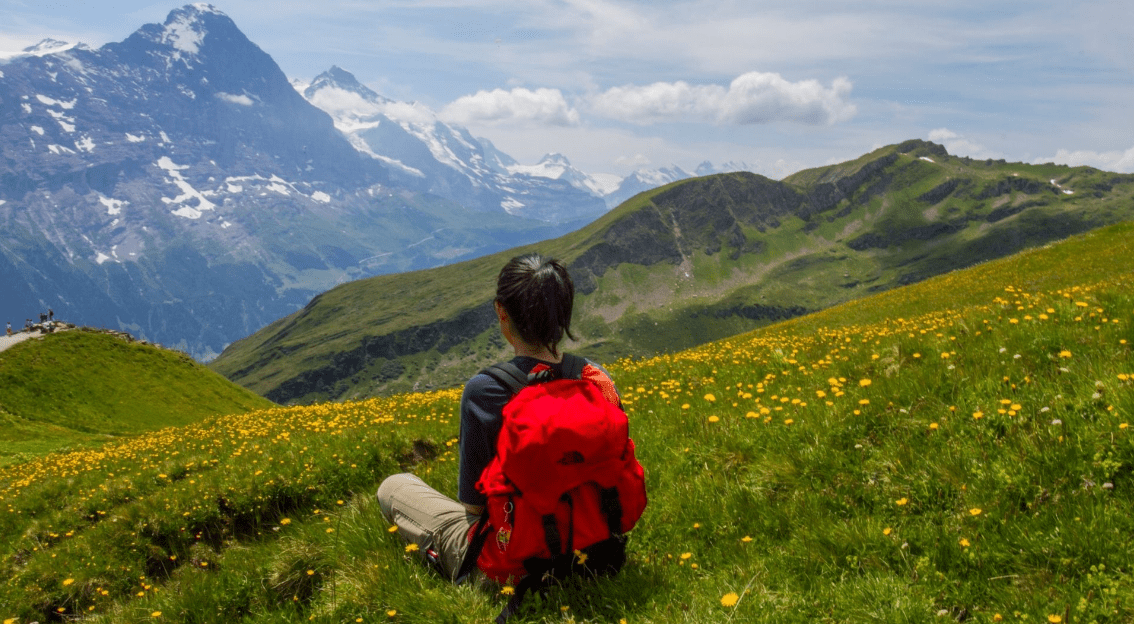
left=3, top=0, right=1132, bottom=178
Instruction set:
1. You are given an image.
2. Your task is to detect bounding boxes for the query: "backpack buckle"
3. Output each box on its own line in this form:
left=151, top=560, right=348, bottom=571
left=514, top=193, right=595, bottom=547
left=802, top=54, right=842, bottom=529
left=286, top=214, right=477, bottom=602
left=527, top=368, right=556, bottom=384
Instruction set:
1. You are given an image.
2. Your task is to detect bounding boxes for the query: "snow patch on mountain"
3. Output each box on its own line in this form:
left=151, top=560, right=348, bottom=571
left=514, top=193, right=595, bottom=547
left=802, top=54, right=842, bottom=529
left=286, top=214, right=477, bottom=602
left=46, top=108, right=76, bottom=132
left=98, top=195, right=128, bottom=215
left=162, top=8, right=208, bottom=55
left=35, top=94, right=76, bottom=109
left=157, top=157, right=216, bottom=218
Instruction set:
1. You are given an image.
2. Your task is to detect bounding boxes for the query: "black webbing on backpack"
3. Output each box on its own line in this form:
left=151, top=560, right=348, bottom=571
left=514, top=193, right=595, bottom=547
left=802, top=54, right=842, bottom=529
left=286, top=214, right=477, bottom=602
left=541, top=512, right=562, bottom=556
left=479, top=353, right=588, bottom=397
left=559, top=353, right=586, bottom=381
left=480, top=362, right=529, bottom=395
left=600, top=486, right=624, bottom=537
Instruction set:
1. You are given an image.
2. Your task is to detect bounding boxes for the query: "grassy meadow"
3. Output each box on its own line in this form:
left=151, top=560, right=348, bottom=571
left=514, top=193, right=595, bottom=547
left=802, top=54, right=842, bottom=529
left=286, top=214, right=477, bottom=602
left=3, top=222, right=1134, bottom=622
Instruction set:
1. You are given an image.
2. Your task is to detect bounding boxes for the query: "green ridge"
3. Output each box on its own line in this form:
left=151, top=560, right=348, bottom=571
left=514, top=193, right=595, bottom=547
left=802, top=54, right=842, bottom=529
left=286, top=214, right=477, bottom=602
left=0, top=329, right=274, bottom=465
left=210, top=141, right=1134, bottom=404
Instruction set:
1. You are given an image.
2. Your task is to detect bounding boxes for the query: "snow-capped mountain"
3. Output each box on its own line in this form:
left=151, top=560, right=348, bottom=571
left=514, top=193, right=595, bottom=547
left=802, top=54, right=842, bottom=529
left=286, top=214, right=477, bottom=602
left=695, top=160, right=754, bottom=176
left=298, top=67, right=607, bottom=224
left=602, top=165, right=695, bottom=207
left=506, top=153, right=622, bottom=197
left=0, top=4, right=580, bottom=359
left=297, top=66, right=755, bottom=213
left=4, top=38, right=90, bottom=59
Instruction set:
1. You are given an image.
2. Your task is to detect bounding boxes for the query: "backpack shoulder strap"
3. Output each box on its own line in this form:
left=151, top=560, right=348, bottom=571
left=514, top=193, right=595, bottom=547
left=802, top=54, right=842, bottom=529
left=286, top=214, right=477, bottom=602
left=479, top=362, right=529, bottom=395
left=480, top=354, right=588, bottom=393
left=560, top=353, right=586, bottom=380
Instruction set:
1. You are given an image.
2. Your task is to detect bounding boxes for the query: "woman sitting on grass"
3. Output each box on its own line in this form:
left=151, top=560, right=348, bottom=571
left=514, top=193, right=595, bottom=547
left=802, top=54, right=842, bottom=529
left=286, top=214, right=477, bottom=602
left=377, top=252, right=624, bottom=580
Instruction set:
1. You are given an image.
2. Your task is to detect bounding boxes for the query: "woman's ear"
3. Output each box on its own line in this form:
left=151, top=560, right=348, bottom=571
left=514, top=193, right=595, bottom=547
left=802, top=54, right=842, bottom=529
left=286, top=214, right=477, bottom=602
left=494, top=300, right=507, bottom=323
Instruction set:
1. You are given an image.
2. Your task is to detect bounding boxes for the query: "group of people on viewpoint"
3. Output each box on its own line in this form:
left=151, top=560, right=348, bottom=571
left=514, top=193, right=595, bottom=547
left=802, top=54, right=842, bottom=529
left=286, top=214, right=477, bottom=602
left=6, top=309, right=54, bottom=336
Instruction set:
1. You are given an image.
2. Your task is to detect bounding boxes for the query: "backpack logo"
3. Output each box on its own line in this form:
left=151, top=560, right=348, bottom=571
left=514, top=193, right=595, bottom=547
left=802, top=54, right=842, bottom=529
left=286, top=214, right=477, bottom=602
left=556, top=450, right=584, bottom=465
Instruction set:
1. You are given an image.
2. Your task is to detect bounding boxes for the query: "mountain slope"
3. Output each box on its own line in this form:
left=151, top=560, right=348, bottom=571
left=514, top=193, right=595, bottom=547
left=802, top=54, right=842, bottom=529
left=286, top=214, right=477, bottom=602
left=0, top=327, right=273, bottom=465
left=0, top=5, right=599, bottom=361
left=210, top=140, right=1134, bottom=403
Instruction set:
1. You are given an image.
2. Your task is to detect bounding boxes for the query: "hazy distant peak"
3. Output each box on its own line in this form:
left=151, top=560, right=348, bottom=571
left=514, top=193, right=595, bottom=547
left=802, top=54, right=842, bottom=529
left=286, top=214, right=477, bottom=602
left=306, top=66, right=389, bottom=104
left=538, top=152, right=571, bottom=165
left=694, top=160, right=753, bottom=176
left=17, top=38, right=82, bottom=57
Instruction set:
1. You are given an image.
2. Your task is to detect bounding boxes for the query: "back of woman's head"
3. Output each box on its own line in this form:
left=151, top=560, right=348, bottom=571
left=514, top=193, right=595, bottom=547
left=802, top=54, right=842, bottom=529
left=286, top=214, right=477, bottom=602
left=495, top=253, right=576, bottom=356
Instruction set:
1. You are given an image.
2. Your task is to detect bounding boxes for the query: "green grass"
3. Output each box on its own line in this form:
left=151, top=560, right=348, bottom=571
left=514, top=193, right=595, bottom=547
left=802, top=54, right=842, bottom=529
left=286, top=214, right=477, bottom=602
left=0, top=329, right=274, bottom=465
left=3, top=222, right=1134, bottom=622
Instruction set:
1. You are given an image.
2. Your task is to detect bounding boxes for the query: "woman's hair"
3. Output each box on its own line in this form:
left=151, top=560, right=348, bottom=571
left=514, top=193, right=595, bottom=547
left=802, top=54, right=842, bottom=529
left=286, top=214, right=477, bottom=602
left=495, top=253, right=576, bottom=356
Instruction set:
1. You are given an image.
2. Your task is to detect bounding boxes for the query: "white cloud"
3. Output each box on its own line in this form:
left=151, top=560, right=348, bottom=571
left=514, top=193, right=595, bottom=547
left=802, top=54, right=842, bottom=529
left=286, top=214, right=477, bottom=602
left=927, top=128, right=999, bottom=160
left=588, top=72, right=856, bottom=126
left=380, top=101, right=439, bottom=126
left=439, top=87, right=580, bottom=126
left=1035, top=147, right=1134, bottom=173
left=306, top=86, right=383, bottom=117
left=216, top=92, right=255, bottom=106
left=615, top=153, right=651, bottom=168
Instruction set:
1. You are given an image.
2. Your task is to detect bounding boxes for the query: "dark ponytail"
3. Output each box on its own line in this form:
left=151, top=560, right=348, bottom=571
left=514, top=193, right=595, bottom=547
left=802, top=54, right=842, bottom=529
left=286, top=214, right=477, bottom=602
left=495, top=253, right=576, bottom=356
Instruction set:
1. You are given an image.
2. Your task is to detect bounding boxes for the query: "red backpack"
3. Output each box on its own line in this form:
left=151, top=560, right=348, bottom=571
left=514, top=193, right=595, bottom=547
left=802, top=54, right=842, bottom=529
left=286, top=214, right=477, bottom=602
left=457, top=354, right=647, bottom=620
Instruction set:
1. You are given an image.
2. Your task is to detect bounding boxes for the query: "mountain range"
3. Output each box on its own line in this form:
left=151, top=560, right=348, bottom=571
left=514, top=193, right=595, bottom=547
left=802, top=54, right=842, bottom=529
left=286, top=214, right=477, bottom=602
left=0, top=4, right=733, bottom=360
left=209, top=139, right=1134, bottom=403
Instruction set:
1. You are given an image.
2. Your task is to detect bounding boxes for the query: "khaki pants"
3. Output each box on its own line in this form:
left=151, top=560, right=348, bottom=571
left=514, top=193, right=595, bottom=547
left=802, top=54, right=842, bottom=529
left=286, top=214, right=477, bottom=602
left=377, top=473, right=479, bottom=581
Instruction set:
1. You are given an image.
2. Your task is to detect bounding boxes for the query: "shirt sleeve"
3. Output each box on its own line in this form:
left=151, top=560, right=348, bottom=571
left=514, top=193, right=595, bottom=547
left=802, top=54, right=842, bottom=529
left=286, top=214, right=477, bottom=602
left=457, top=372, right=512, bottom=506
